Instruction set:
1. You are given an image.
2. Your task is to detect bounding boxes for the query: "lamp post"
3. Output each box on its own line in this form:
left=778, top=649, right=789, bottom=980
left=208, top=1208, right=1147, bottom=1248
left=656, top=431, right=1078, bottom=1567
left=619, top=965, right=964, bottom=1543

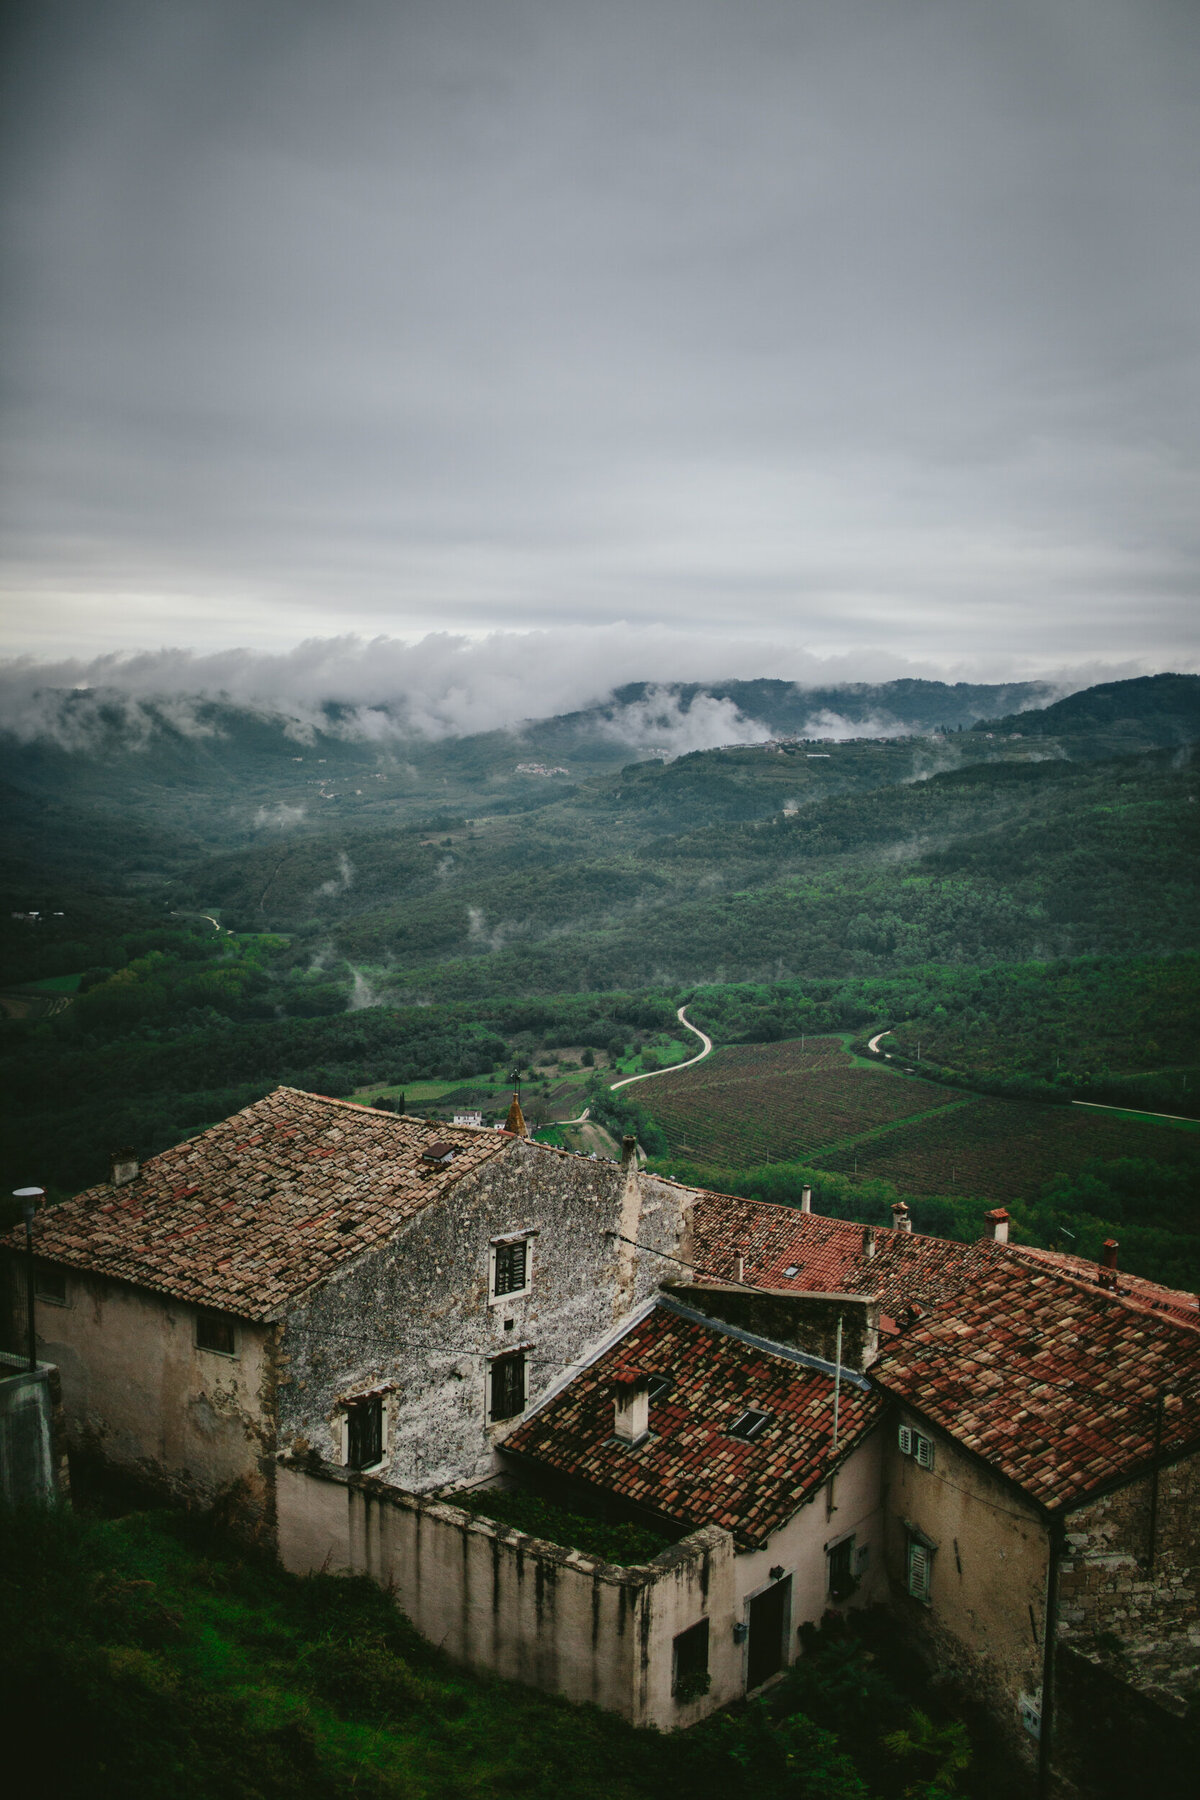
left=14, top=1188, right=44, bottom=1372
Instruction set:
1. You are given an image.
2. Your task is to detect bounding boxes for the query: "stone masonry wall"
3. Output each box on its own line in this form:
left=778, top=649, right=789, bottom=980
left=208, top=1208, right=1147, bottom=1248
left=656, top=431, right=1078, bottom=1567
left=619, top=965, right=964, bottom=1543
left=277, top=1141, right=694, bottom=1494
left=1058, top=1446, right=1200, bottom=1711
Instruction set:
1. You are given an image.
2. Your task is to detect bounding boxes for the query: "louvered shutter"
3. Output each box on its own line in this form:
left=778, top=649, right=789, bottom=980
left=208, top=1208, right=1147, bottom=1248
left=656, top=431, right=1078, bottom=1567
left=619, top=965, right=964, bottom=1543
left=907, top=1540, right=931, bottom=1600
left=898, top=1425, right=912, bottom=1456
left=915, top=1433, right=935, bottom=1471
left=494, top=1241, right=527, bottom=1296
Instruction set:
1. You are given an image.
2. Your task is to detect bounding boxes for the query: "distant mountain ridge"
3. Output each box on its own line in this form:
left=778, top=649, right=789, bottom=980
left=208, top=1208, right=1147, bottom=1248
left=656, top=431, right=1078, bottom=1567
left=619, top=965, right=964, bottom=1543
left=976, top=672, right=1200, bottom=744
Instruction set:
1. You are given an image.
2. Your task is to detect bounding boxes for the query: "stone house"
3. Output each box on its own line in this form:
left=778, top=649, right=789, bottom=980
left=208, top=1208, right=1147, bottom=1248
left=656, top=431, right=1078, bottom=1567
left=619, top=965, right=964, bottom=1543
left=699, top=1191, right=1200, bottom=1779
left=6, top=1094, right=1199, bottom=1768
left=4, top=1086, right=689, bottom=1527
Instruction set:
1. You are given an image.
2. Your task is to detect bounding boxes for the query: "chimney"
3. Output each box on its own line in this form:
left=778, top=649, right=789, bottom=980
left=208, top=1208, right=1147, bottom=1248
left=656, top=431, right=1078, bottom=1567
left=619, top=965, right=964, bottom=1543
left=1099, top=1239, right=1119, bottom=1289
left=612, top=1370, right=650, bottom=1445
left=861, top=1226, right=876, bottom=1261
left=984, top=1207, right=1010, bottom=1245
left=734, top=1253, right=745, bottom=1283
left=110, top=1147, right=139, bottom=1187
left=621, top=1134, right=638, bottom=1167
left=890, top=1201, right=912, bottom=1235
left=800, top=1186, right=812, bottom=1214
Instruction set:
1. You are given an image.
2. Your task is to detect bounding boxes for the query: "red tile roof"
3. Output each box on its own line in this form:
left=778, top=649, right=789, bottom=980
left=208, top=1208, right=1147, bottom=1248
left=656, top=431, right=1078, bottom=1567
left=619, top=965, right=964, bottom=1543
left=873, top=1256, right=1200, bottom=1512
left=1004, top=1242, right=1199, bottom=1327
left=14, top=1088, right=510, bottom=1321
left=504, top=1300, right=883, bottom=1547
left=691, top=1191, right=1000, bottom=1318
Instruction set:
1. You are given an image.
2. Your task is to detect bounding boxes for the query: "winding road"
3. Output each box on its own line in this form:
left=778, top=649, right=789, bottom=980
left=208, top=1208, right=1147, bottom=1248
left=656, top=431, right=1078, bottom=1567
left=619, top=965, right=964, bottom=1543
left=609, top=1005, right=713, bottom=1092
left=553, top=1005, right=714, bottom=1129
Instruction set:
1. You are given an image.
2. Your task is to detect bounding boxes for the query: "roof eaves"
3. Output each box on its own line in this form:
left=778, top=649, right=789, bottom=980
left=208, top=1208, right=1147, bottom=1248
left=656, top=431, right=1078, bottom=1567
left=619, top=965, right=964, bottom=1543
left=1053, top=1425, right=1200, bottom=1519
left=869, top=1377, right=1055, bottom=1521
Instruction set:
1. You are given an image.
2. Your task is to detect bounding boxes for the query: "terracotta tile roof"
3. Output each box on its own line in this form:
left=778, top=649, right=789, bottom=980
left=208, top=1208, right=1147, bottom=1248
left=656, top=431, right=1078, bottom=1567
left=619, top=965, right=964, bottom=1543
left=14, top=1088, right=510, bottom=1322
left=691, top=1192, right=1000, bottom=1319
left=1003, top=1242, right=1200, bottom=1328
left=504, top=1300, right=883, bottom=1547
left=873, top=1256, right=1200, bottom=1512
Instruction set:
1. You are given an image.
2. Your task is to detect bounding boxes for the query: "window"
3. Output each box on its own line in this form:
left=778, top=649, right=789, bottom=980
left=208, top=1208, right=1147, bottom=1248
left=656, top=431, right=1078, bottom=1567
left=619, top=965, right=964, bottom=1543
left=489, top=1351, right=526, bottom=1422
left=907, top=1535, right=933, bottom=1602
left=196, top=1310, right=236, bottom=1356
left=729, top=1408, right=772, bottom=1442
left=646, top=1374, right=673, bottom=1403
left=489, top=1232, right=534, bottom=1302
left=898, top=1424, right=935, bottom=1469
left=346, top=1395, right=384, bottom=1470
left=828, top=1536, right=856, bottom=1601
left=493, top=1240, right=528, bottom=1297
left=672, top=1619, right=710, bottom=1702
left=34, top=1264, right=68, bottom=1305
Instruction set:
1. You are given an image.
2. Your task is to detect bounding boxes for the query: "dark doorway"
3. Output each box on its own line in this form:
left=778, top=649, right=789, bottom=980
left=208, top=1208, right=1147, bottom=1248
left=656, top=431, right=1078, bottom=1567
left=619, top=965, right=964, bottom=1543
left=746, top=1575, right=791, bottom=1690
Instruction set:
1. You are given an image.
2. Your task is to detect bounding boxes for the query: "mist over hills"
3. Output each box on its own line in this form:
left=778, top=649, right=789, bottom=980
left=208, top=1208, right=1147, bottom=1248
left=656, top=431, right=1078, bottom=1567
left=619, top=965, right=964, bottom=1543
left=0, top=675, right=1057, bottom=847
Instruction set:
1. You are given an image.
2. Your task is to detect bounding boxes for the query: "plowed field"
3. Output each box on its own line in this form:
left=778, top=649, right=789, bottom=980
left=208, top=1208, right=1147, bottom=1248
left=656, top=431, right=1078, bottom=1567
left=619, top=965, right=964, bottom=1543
left=814, top=1096, right=1200, bottom=1200
left=644, top=1036, right=957, bottom=1165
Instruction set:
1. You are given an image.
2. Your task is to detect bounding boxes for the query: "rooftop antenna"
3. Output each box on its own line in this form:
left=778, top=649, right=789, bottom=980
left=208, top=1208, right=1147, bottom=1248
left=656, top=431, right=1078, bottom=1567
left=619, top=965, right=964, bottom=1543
left=831, top=1312, right=844, bottom=1457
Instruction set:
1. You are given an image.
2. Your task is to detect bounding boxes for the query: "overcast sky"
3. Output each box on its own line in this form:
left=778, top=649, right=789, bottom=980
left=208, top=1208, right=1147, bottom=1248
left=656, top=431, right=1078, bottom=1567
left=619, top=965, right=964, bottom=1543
left=2, top=0, right=1197, bottom=688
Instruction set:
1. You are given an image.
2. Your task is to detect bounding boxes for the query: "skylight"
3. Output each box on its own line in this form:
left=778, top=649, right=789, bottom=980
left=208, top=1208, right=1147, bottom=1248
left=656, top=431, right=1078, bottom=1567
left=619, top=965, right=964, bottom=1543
left=728, top=1408, right=772, bottom=1442
left=783, top=1265, right=799, bottom=1278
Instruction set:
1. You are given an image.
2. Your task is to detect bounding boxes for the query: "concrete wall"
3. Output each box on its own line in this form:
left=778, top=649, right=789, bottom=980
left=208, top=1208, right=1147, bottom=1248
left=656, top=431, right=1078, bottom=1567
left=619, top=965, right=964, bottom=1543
left=1058, top=1446, right=1200, bottom=1711
left=277, top=1144, right=694, bottom=1494
left=0, top=1354, right=69, bottom=1503
left=276, top=1455, right=739, bottom=1730
left=21, top=1261, right=276, bottom=1518
left=883, top=1412, right=1050, bottom=1765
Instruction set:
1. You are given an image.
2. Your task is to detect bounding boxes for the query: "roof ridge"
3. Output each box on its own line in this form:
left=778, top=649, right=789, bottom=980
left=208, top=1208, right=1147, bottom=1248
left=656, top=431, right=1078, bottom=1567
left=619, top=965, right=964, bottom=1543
left=998, top=1241, right=1200, bottom=1332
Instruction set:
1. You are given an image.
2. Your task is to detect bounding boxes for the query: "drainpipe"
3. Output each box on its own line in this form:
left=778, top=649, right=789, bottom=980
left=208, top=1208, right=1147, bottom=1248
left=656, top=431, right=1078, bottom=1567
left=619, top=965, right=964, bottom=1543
left=831, top=1314, right=843, bottom=1457
left=1146, top=1391, right=1167, bottom=1572
left=1036, top=1520, right=1064, bottom=1800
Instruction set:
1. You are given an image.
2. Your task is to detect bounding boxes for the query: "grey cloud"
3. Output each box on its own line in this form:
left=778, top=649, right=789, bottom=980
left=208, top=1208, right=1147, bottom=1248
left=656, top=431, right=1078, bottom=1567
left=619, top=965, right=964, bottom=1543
left=2, top=2, right=1198, bottom=665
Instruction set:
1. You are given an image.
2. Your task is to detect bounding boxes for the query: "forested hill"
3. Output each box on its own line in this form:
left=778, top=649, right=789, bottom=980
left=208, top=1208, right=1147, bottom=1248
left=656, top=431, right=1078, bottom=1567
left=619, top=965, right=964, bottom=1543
left=976, top=671, right=1200, bottom=749
left=0, top=675, right=1053, bottom=847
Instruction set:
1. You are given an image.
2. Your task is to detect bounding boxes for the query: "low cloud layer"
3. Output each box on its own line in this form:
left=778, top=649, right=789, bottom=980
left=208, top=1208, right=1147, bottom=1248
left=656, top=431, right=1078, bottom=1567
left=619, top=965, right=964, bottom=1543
left=0, top=629, right=1155, bottom=752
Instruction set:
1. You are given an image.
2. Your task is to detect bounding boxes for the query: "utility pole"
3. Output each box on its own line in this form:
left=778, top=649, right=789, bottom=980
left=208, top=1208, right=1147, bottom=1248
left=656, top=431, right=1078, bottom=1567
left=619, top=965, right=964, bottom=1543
left=14, top=1187, right=44, bottom=1372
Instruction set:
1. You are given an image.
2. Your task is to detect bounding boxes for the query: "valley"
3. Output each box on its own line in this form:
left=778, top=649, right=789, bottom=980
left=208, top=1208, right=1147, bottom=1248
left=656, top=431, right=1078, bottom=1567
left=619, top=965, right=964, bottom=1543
left=1, top=672, right=1197, bottom=1292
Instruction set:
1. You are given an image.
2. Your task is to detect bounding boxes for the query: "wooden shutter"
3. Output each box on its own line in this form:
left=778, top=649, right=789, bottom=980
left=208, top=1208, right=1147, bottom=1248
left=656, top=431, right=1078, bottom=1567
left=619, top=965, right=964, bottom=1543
left=494, top=1240, right=527, bottom=1296
left=907, top=1539, right=931, bottom=1601
left=898, top=1425, right=912, bottom=1456
left=915, top=1433, right=935, bottom=1471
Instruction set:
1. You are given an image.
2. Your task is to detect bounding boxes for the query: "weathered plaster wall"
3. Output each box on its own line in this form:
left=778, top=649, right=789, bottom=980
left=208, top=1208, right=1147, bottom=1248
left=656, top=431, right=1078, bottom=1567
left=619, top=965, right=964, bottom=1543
left=1058, top=1447, right=1200, bottom=1709
left=735, top=1428, right=885, bottom=1651
left=276, top=1456, right=739, bottom=1730
left=0, top=1354, right=69, bottom=1503
left=277, top=1144, right=693, bottom=1493
left=26, top=1266, right=275, bottom=1515
left=883, top=1415, right=1049, bottom=1763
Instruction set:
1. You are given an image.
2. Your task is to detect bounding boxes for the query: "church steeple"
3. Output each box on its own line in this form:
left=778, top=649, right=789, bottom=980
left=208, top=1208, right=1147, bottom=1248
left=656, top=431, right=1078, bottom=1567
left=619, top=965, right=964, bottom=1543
left=504, top=1069, right=529, bottom=1137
